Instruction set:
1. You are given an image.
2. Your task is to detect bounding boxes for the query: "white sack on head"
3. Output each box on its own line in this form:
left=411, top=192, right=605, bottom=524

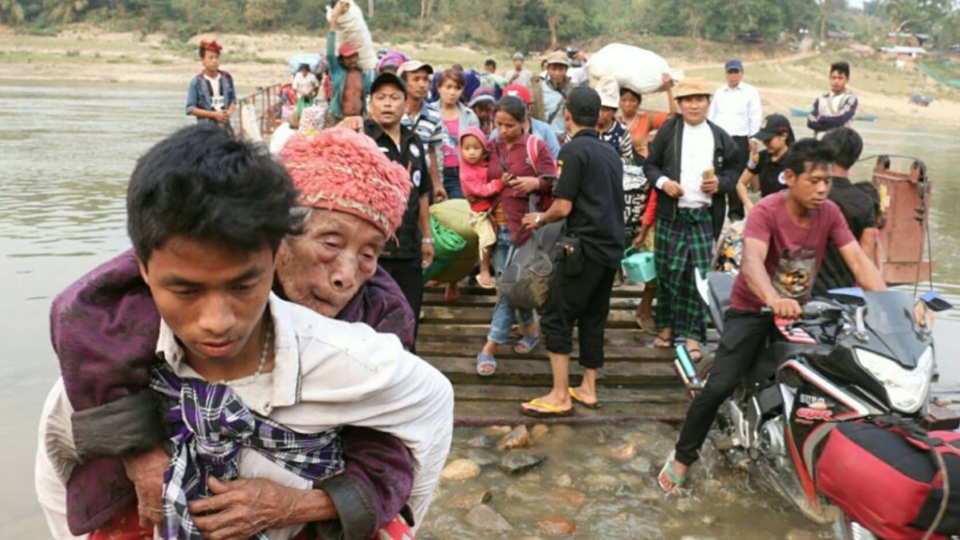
left=326, top=0, right=377, bottom=71
left=585, top=43, right=677, bottom=95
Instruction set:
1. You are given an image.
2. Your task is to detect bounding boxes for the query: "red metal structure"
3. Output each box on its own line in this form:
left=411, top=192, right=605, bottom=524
left=873, top=156, right=933, bottom=285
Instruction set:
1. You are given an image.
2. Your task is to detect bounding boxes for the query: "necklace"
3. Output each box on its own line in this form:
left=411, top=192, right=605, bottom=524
left=218, top=316, right=273, bottom=387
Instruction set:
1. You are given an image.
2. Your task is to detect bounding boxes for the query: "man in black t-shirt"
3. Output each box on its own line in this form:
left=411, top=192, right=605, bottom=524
left=361, top=73, right=434, bottom=346
left=519, top=87, right=626, bottom=417
left=815, top=127, right=878, bottom=295
left=735, top=113, right=795, bottom=212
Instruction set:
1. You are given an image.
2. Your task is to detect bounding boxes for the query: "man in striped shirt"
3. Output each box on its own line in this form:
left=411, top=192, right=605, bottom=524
left=400, top=61, right=446, bottom=201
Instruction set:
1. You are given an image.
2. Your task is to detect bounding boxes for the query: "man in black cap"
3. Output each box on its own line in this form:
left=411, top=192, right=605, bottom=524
left=519, top=87, right=625, bottom=417
left=363, top=72, right=434, bottom=346
left=735, top=113, right=795, bottom=211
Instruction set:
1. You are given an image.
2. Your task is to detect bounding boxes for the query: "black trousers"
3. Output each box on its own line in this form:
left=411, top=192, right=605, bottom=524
left=727, top=135, right=750, bottom=222
left=540, top=256, right=617, bottom=369
left=674, top=310, right=776, bottom=466
left=379, top=257, right=423, bottom=350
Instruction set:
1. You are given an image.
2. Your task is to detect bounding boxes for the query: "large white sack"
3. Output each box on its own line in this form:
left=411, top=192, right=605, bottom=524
left=326, top=0, right=377, bottom=71
left=585, top=43, right=673, bottom=95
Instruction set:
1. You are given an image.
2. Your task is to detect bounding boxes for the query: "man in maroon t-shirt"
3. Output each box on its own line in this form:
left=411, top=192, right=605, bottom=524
left=658, top=138, right=886, bottom=493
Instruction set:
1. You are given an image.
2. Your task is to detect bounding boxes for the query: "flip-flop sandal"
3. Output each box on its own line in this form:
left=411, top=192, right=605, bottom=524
left=476, top=354, right=497, bottom=377
left=569, top=388, right=601, bottom=409
left=444, top=286, right=460, bottom=303
left=657, top=450, right=688, bottom=495
left=477, top=276, right=497, bottom=290
left=687, top=347, right=703, bottom=363
left=520, top=398, right=575, bottom=418
left=513, top=335, right=541, bottom=355
left=653, top=336, right=674, bottom=349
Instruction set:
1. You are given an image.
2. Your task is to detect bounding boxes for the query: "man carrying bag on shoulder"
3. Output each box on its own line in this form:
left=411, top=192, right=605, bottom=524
left=519, top=87, right=625, bottom=418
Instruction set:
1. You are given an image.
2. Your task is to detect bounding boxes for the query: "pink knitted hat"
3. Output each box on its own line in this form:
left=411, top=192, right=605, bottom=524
left=280, top=128, right=411, bottom=238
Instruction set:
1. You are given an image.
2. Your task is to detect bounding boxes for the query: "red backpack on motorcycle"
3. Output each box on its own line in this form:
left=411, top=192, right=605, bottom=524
left=816, top=418, right=960, bottom=540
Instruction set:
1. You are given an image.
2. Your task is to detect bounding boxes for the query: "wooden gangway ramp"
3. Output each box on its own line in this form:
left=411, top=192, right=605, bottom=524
left=417, top=284, right=696, bottom=426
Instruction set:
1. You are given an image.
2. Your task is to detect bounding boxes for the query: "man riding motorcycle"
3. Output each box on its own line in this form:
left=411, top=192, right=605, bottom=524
left=658, top=138, right=887, bottom=493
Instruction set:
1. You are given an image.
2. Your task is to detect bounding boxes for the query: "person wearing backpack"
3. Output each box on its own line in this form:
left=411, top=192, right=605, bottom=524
left=474, top=96, right=557, bottom=377
left=520, top=87, right=625, bottom=417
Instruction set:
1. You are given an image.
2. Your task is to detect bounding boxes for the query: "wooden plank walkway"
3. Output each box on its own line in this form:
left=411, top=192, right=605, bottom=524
left=417, top=284, right=696, bottom=426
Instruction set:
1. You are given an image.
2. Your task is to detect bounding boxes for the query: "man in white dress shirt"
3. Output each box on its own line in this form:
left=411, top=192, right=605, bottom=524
left=708, top=59, right=762, bottom=221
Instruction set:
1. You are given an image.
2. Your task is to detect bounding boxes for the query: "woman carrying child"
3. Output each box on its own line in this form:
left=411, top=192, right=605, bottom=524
left=473, top=97, right=557, bottom=377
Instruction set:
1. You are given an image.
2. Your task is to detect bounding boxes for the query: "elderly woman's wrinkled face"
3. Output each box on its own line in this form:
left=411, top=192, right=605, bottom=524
left=275, top=210, right=386, bottom=317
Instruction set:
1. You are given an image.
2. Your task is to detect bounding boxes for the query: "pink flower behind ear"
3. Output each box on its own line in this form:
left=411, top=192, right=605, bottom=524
left=280, top=128, right=412, bottom=238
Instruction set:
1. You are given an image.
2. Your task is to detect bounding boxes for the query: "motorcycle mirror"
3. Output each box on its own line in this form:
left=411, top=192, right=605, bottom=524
left=827, top=287, right=867, bottom=306
left=921, top=291, right=953, bottom=313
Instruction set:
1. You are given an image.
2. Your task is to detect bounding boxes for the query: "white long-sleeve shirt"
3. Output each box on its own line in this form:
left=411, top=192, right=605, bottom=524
left=36, top=293, right=454, bottom=540
left=708, top=81, right=762, bottom=138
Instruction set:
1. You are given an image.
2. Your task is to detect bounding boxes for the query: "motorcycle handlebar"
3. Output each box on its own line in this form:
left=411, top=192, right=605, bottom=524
left=759, top=306, right=826, bottom=320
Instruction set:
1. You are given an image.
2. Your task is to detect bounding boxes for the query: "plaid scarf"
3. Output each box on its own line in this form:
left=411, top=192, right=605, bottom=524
left=149, top=364, right=344, bottom=540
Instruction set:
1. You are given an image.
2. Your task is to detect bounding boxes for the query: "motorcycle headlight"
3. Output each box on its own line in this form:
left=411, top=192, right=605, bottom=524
left=855, top=347, right=933, bottom=414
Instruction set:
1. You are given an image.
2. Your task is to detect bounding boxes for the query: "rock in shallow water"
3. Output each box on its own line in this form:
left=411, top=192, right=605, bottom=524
left=530, top=424, right=550, bottom=441
left=554, top=473, right=573, bottom=487
left=538, top=516, right=577, bottom=537
left=482, top=425, right=512, bottom=436
left=449, top=489, right=492, bottom=510
left=499, top=453, right=545, bottom=474
left=505, top=484, right=588, bottom=508
left=496, top=425, right=531, bottom=451
left=626, top=455, right=653, bottom=474
left=465, top=449, right=497, bottom=467
left=441, top=458, right=480, bottom=480
left=465, top=434, right=496, bottom=449
left=464, top=503, right=513, bottom=533
left=609, top=442, right=637, bottom=460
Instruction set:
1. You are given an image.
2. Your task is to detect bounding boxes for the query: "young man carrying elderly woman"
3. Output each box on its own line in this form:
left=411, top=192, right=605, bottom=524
left=36, top=124, right=454, bottom=540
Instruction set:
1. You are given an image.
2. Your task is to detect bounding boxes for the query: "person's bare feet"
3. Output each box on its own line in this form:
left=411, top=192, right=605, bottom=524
left=685, top=339, right=702, bottom=362
left=653, top=329, right=673, bottom=349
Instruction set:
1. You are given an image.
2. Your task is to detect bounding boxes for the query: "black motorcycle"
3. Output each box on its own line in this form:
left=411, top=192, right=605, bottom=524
left=675, top=271, right=953, bottom=538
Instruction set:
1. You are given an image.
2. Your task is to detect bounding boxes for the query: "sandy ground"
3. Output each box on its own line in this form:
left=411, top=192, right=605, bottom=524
left=1, top=25, right=958, bottom=127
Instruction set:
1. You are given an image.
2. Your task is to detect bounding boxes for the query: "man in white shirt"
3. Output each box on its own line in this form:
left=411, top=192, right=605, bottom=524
left=708, top=59, right=762, bottom=221
left=644, top=77, right=740, bottom=362
left=292, top=63, right=320, bottom=103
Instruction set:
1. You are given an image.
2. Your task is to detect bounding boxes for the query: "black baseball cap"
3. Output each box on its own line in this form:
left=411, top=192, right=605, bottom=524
left=370, top=72, right=407, bottom=97
left=753, top=113, right=795, bottom=143
left=566, top=86, right=601, bottom=124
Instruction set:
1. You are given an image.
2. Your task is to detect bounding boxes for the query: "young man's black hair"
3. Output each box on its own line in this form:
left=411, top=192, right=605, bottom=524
left=830, top=61, right=851, bottom=78
left=127, top=124, right=301, bottom=263
left=821, top=127, right=863, bottom=170
left=782, top=138, right=836, bottom=177
left=484, top=59, right=497, bottom=70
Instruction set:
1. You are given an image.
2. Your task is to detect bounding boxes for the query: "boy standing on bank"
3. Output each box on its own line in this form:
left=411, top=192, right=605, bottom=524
left=185, top=40, right=237, bottom=127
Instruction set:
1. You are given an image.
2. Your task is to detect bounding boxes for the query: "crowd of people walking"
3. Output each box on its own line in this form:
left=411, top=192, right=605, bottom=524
left=33, top=11, right=892, bottom=538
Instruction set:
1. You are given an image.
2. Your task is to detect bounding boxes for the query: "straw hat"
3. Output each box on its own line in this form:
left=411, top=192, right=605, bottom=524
left=596, top=76, right=620, bottom=109
left=673, top=77, right=713, bottom=100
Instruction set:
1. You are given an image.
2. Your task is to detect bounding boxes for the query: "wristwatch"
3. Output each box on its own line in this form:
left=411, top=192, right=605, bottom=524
left=535, top=214, right=543, bottom=227
left=422, top=237, right=435, bottom=245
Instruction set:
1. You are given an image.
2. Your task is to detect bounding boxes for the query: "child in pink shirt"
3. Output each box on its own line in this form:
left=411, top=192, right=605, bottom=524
left=459, top=127, right=503, bottom=289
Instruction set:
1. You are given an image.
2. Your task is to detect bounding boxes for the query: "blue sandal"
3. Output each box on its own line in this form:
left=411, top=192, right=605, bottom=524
left=476, top=354, right=498, bottom=377
left=513, top=335, right=541, bottom=355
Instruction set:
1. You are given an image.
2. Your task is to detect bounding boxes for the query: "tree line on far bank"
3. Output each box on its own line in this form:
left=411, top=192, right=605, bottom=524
left=1, top=0, right=959, bottom=53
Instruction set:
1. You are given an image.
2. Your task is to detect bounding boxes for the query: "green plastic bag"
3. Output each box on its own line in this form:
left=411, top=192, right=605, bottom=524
left=422, top=215, right=467, bottom=283
left=429, top=199, right=480, bottom=283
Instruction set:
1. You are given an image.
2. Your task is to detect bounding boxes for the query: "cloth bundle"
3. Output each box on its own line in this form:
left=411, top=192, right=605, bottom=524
left=326, top=0, right=376, bottom=71
left=585, top=44, right=675, bottom=95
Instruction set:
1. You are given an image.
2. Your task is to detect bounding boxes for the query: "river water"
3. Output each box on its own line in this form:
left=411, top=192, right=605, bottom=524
left=1, top=83, right=957, bottom=539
